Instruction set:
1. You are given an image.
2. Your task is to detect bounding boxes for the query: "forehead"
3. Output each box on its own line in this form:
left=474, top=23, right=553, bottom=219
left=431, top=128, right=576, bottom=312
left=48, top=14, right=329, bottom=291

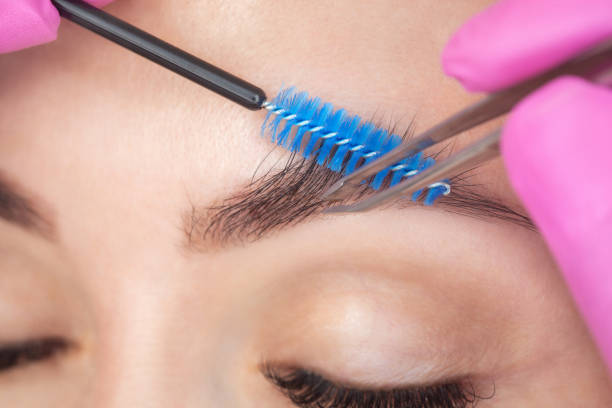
left=0, top=0, right=511, bottom=249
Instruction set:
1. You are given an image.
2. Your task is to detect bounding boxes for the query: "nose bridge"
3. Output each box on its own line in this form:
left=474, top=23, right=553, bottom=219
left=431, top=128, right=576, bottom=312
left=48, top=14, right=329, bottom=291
left=86, top=256, right=237, bottom=408
left=81, top=249, right=247, bottom=408
left=91, top=282, right=173, bottom=408
left=85, top=263, right=241, bottom=408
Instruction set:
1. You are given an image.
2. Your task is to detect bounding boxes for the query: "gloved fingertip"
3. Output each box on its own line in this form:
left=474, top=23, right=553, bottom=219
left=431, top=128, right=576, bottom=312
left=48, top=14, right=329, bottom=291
left=442, top=0, right=612, bottom=93
left=441, top=31, right=481, bottom=93
left=441, top=0, right=518, bottom=92
left=502, top=76, right=612, bottom=367
left=502, top=76, right=612, bottom=250
left=0, top=0, right=60, bottom=53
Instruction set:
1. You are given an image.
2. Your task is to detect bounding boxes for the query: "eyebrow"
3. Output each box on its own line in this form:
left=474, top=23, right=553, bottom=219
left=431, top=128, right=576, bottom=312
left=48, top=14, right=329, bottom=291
left=183, top=151, right=534, bottom=250
left=0, top=173, right=55, bottom=239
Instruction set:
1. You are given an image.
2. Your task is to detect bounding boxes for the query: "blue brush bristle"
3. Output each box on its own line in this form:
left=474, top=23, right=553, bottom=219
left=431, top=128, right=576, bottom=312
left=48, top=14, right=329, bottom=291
left=329, top=116, right=360, bottom=172
left=344, top=122, right=373, bottom=175
left=262, top=88, right=451, bottom=205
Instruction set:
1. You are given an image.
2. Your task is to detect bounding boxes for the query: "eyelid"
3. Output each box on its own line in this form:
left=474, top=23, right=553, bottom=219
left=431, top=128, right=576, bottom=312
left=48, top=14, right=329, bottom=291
left=0, top=337, right=70, bottom=373
left=260, top=362, right=493, bottom=408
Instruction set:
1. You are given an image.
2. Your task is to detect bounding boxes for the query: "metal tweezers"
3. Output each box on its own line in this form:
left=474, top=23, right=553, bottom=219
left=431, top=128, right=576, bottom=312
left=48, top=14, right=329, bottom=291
left=322, top=38, right=612, bottom=213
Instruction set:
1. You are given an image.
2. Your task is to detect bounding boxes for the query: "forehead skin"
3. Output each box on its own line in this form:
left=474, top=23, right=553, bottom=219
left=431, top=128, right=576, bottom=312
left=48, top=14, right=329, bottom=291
left=0, top=0, right=610, bottom=407
left=2, top=0, right=515, bottom=238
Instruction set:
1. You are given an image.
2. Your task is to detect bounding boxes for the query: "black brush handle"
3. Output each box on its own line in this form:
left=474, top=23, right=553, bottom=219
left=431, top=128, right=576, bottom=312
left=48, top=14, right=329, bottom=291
left=51, top=0, right=267, bottom=110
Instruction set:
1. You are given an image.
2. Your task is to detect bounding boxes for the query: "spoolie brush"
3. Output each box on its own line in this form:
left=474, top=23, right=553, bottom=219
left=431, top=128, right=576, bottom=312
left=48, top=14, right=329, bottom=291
left=261, top=88, right=451, bottom=205
left=51, top=0, right=450, bottom=204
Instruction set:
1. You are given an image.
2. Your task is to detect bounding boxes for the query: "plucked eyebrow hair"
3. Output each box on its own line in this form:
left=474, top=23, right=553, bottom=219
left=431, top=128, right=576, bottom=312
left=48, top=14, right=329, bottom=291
left=183, top=146, right=534, bottom=251
left=0, top=173, right=54, bottom=239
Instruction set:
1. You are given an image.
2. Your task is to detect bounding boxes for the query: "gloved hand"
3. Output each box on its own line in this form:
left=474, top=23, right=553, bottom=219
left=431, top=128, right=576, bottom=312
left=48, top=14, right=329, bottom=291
left=0, top=0, right=115, bottom=53
left=443, top=0, right=612, bottom=373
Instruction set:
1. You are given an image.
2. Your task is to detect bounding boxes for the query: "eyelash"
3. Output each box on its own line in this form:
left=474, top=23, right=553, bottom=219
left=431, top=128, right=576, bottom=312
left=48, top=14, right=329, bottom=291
left=0, top=340, right=492, bottom=408
left=263, top=365, right=488, bottom=408
left=0, top=337, right=68, bottom=373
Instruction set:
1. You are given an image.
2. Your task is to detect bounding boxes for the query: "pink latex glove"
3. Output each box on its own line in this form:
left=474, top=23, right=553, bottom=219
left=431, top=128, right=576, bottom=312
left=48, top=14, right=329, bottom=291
left=443, top=0, right=612, bottom=373
left=0, top=0, right=115, bottom=53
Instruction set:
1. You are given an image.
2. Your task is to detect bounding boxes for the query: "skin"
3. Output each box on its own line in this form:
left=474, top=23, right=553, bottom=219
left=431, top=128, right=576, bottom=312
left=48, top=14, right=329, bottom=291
left=0, top=0, right=611, bottom=406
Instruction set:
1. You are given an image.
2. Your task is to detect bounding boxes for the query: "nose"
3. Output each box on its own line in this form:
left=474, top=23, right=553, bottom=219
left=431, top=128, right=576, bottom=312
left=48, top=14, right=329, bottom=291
left=84, top=279, right=215, bottom=408
left=78, top=255, right=248, bottom=408
left=88, top=314, right=241, bottom=408
left=89, top=295, right=182, bottom=408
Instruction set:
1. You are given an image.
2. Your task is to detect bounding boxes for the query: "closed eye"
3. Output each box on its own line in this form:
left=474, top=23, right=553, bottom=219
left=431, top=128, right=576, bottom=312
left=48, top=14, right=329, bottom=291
left=261, top=363, right=494, bottom=408
left=0, top=337, right=69, bottom=373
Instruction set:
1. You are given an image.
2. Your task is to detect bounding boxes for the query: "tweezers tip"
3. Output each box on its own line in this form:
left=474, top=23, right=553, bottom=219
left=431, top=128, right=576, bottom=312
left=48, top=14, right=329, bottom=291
left=322, top=178, right=365, bottom=201
left=321, top=180, right=346, bottom=201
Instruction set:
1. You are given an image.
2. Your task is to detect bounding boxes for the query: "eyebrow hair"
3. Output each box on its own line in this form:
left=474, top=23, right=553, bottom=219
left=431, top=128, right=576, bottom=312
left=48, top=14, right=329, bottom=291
left=0, top=173, right=55, bottom=239
left=183, top=149, right=534, bottom=250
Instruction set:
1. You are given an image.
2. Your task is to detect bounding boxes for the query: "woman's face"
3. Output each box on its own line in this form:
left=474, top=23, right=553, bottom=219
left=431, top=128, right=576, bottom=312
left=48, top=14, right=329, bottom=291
left=1, top=0, right=610, bottom=406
